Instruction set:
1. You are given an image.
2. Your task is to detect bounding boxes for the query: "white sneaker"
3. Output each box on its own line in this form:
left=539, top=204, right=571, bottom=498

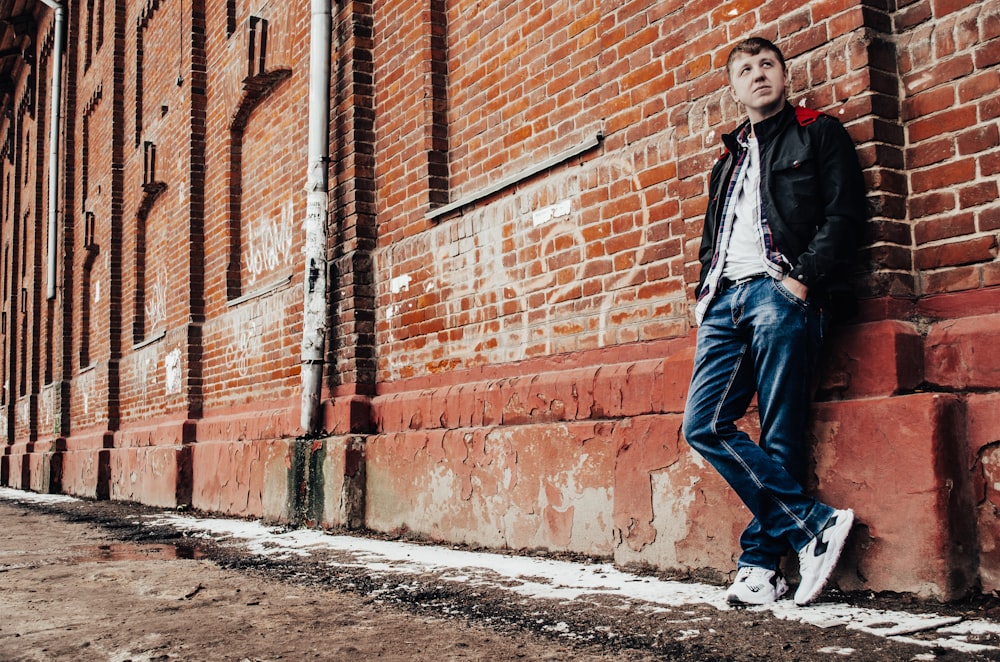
left=794, top=508, right=855, bottom=605
left=725, top=566, right=789, bottom=606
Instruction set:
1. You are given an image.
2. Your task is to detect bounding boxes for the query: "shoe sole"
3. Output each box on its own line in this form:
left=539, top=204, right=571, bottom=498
left=726, top=582, right=789, bottom=607
left=726, top=593, right=785, bottom=607
left=794, top=509, right=855, bottom=605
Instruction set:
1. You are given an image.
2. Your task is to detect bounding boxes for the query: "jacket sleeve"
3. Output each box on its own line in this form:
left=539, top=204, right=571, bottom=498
left=696, top=155, right=729, bottom=295
left=787, top=118, right=867, bottom=290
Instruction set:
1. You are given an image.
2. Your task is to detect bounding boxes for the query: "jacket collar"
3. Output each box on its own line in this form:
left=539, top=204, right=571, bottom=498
left=721, top=103, right=796, bottom=155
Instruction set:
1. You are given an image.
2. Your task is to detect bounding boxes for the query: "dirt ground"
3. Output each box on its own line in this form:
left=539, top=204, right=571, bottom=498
left=0, top=499, right=624, bottom=662
left=2, top=494, right=999, bottom=661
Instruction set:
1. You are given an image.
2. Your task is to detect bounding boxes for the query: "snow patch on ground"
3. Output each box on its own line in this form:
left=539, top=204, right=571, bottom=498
left=145, top=510, right=1000, bottom=655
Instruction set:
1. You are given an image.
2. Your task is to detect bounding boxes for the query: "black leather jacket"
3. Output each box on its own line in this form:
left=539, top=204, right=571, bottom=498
left=697, top=103, right=866, bottom=315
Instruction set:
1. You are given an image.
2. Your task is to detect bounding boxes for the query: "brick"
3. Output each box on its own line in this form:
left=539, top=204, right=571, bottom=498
left=974, top=36, right=1000, bottom=69
left=896, top=0, right=932, bottom=30
left=958, top=68, right=1000, bottom=103
left=932, top=0, right=980, bottom=18
left=926, top=312, right=1000, bottom=388
left=908, top=105, right=977, bottom=143
left=959, top=181, right=998, bottom=209
left=903, top=54, right=974, bottom=94
left=903, top=85, right=955, bottom=120
left=981, top=205, right=1000, bottom=231
left=910, top=158, right=976, bottom=193
left=913, top=211, right=973, bottom=244
left=983, top=150, right=1000, bottom=176
left=985, top=4, right=1000, bottom=39
left=910, top=191, right=956, bottom=220
left=914, top=234, right=998, bottom=270
left=906, top=137, right=955, bottom=168
left=957, top=123, right=1000, bottom=156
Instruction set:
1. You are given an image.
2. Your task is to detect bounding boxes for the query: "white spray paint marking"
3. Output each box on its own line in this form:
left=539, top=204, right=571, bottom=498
left=223, top=297, right=280, bottom=378
left=164, top=348, right=182, bottom=395
left=531, top=199, right=572, bottom=227
left=390, top=274, right=411, bottom=294
left=77, top=368, right=95, bottom=418
left=40, top=385, right=55, bottom=432
left=131, top=345, right=159, bottom=402
left=16, top=399, right=30, bottom=429
left=145, top=268, right=167, bottom=332
left=245, top=199, right=294, bottom=286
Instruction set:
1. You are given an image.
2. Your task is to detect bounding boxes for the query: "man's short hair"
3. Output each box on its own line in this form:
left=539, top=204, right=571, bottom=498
left=726, top=37, right=786, bottom=80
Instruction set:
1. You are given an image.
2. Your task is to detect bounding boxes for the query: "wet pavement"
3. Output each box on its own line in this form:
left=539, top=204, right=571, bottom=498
left=2, top=487, right=1000, bottom=661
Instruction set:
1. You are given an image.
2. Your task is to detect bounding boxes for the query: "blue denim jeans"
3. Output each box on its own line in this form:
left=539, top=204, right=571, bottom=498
left=683, top=276, right=834, bottom=571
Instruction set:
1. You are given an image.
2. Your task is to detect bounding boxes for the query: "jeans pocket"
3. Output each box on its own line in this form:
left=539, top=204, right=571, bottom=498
left=773, top=279, right=809, bottom=309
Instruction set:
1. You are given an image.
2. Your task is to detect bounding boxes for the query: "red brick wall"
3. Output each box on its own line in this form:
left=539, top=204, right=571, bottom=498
left=1, top=0, right=999, bottom=597
left=898, top=2, right=1000, bottom=295
left=199, top=0, right=309, bottom=414
left=372, top=1, right=894, bottom=380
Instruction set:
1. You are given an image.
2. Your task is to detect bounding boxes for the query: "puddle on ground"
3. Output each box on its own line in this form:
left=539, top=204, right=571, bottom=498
left=66, top=542, right=207, bottom=563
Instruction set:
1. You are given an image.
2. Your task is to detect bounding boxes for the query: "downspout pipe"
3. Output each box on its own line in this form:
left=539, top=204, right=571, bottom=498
left=41, top=0, right=65, bottom=301
left=301, top=0, right=331, bottom=435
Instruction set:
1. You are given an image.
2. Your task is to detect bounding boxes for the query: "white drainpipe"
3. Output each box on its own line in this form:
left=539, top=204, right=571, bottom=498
left=41, top=0, right=65, bottom=301
left=301, top=0, right=332, bottom=434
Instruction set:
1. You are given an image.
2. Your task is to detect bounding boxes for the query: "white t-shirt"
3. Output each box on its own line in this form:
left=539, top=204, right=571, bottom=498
left=722, top=135, right=768, bottom=281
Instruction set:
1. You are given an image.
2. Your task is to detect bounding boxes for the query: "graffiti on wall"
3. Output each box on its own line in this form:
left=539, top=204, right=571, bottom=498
left=244, top=199, right=294, bottom=287
left=380, top=131, right=684, bottom=378
left=222, top=297, right=280, bottom=379
left=145, top=267, right=168, bottom=332
left=16, top=398, right=30, bottom=431
left=131, top=346, right=159, bottom=402
left=39, top=384, right=57, bottom=435
left=77, top=367, right=95, bottom=418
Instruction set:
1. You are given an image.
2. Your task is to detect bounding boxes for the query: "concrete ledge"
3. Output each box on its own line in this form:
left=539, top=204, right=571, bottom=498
left=926, top=313, right=1000, bottom=389
left=967, top=392, right=1000, bottom=592
left=190, top=438, right=294, bottom=521
left=818, top=319, right=924, bottom=399
left=813, top=393, right=976, bottom=600
left=106, top=445, right=185, bottom=508
left=365, top=422, right=616, bottom=555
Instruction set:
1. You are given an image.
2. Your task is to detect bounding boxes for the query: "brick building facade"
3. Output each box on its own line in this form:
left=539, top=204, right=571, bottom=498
left=1, top=0, right=998, bottom=599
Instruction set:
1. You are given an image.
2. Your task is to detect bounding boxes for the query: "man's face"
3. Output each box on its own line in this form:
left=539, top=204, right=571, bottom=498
left=728, top=50, right=788, bottom=123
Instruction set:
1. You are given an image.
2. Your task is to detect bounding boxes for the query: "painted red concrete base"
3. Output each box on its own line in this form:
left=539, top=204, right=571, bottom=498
left=366, top=422, right=616, bottom=554
left=105, top=445, right=185, bottom=508
left=189, top=438, right=293, bottom=520
left=813, top=393, right=976, bottom=600
left=361, top=314, right=986, bottom=598
left=612, top=413, right=748, bottom=575
left=313, top=435, right=367, bottom=529
left=58, top=431, right=113, bottom=499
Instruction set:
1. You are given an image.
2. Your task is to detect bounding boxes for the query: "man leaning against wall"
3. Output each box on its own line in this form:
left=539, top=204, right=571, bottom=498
left=681, top=37, right=868, bottom=607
